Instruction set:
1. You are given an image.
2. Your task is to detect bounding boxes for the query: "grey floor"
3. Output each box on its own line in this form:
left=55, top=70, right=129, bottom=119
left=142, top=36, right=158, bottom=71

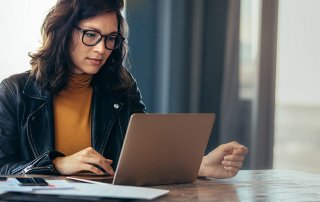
left=273, top=104, right=320, bottom=174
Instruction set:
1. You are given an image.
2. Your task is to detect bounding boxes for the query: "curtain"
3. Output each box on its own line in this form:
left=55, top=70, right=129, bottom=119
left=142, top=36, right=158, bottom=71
left=126, top=0, right=278, bottom=169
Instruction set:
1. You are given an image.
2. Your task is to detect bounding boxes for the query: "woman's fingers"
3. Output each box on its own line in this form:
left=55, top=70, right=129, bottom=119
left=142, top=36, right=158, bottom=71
left=220, top=142, right=247, bottom=170
left=78, top=148, right=115, bottom=175
left=233, top=147, right=249, bottom=155
left=106, top=159, right=113, bottom=164
left=222, top=159, right=243, bottom=169
left=223, top=154, right=245, bottom=162
left=53, top=147, right=114, bottom=175
left=82, top=156, right=115, bottom=175
left=80, top=164, right=105, bottom=175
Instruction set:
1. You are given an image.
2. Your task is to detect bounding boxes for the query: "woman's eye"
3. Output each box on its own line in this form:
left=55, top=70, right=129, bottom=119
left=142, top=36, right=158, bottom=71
left=84, top=32, right=97, bottom=38
left=107, top=35, right=117, bottom=42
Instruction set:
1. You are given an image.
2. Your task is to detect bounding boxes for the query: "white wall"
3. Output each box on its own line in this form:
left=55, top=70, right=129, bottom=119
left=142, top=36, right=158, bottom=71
left=276, top=0, right=320, bottom=106
left=0, top=0, right=56, bottom=81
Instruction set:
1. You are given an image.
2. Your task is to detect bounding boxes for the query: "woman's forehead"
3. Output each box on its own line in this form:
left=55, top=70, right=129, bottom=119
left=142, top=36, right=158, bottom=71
left=79, top=12, right=118, bottom=34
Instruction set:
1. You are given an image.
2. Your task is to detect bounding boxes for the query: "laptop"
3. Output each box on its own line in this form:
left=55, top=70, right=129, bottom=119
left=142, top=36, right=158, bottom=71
left=68, top=113, right=215, bottom=186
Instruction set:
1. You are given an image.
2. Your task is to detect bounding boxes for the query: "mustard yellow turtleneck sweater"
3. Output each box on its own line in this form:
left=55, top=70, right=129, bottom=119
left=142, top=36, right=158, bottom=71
left=54, top=73, right=93, bottom=156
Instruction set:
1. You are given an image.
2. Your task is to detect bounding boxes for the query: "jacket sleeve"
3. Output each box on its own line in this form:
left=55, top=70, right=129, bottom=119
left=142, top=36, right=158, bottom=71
left=0, top=79, right=64, bottom=175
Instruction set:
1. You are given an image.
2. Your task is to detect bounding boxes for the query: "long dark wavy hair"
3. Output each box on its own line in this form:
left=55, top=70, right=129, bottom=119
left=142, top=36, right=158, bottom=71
left=29, top=0, right=132, bottom=94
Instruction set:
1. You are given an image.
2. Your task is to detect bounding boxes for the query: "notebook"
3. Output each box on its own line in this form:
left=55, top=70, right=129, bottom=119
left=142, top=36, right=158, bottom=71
left=68, top=113, right=215, bottom=186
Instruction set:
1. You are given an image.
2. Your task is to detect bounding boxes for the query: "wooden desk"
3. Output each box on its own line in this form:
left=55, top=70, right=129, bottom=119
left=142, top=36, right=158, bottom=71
left=1, top=170, right=320, bottom=201
left=152, top=170, right=320, bottom=202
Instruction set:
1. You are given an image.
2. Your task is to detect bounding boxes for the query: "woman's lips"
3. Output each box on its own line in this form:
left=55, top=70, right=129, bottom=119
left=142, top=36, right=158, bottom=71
left=87, top=58, right=102, bottom=65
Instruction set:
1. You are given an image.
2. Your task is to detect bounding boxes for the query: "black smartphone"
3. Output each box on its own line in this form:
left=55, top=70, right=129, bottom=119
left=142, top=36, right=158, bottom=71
left=16, top=177, right=48, bottom=186
left=0, top=177, right=7, bottom=181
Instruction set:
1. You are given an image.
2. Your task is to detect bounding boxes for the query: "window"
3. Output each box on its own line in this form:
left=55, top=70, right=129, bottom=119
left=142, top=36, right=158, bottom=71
left=0, top=1, right=56, bottom=80
left=239, top=0, right=261, bottom=101
left=274, top=0, right=320, bottom=174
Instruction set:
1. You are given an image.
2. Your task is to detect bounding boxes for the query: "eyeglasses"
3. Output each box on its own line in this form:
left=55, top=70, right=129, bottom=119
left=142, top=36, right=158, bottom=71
left=74, top=26, right=124, bottom=50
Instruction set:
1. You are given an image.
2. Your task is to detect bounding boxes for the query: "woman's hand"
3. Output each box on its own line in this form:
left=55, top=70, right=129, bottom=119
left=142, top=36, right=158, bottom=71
left=198, top=141, right=248, bottom=179
left=53, top=147, right=114, bottom=175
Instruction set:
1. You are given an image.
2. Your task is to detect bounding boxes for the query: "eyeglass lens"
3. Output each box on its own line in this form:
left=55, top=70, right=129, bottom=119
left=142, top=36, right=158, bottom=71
left=82, top=30, right=122, bottom=50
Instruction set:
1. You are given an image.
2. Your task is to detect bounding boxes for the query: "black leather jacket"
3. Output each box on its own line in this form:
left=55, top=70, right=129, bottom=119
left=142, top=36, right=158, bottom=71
left=0, top=71, right=145, bottom=175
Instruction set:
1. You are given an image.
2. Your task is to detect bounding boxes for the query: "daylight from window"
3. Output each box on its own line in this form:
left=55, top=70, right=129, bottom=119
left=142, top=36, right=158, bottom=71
left=274, top=0, right=320, bottom=174
left=0, top=1, right=56, bottom=81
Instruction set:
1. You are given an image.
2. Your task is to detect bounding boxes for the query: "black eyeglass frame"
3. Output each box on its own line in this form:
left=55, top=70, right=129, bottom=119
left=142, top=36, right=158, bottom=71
left=74, top=26, right=125, bottom=50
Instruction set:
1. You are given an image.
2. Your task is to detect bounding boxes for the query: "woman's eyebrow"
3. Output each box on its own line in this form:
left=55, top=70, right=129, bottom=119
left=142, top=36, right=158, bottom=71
left=81, top=26, right=118, bottom=35
left=106, top=31, right=119, bottom=35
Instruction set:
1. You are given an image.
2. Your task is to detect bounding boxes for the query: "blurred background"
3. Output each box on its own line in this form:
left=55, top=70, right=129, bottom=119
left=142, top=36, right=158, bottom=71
left=0, top=0, right=319, bottom=173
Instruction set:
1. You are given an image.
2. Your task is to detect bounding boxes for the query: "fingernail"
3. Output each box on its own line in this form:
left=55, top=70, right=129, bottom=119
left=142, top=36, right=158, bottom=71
left=108, top=168, right=115, bottom=175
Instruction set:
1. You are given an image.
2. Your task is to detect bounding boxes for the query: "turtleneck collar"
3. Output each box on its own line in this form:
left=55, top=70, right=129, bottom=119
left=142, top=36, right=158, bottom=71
left=66, top=73, right=93, bottom=92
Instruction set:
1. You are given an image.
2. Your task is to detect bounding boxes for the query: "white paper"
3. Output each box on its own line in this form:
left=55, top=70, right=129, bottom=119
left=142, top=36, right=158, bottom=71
left=35, top=181, right=169, bottom=200
left=0, top=178, right=73, bottom=194
left=66, top=176, right=110, bottom=185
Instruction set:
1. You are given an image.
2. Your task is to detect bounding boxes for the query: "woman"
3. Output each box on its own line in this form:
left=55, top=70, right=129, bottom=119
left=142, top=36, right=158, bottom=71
left=0, top=0, right=247, bottom=178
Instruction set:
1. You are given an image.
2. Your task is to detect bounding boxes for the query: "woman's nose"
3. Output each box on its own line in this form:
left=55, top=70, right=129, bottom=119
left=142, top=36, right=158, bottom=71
left=93, top=39, right=106, bottom=54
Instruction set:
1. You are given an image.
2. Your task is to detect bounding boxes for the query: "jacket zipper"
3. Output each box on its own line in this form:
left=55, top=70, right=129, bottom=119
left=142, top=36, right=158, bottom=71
left=19, top=152, right=49, bottom=174
left=118, top=117, right=125, bottom=140
left=21, top=165, right=33, bottom=174
left=100, top=104, right=123, bottom=155
left=100, top=119, right=117, bottom=155
left=27, top=122, right=38, bottom=157
left=22, top=165, right=53, bottom=174
left=26, top=102, right=47, bottom=158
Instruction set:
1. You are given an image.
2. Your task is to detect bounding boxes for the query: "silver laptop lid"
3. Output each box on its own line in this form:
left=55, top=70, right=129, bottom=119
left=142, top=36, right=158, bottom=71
left=113, top=113, right=215, bottom=186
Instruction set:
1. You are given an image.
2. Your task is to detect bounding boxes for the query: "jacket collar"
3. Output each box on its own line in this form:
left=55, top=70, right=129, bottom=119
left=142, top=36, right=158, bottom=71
left=22, top=75, right=51, bottom=100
